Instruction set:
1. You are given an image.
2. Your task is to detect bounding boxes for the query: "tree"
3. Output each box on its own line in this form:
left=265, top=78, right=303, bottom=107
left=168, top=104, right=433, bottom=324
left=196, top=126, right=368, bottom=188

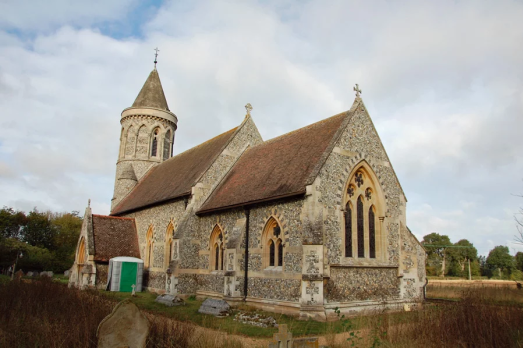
left=447, top=239, right=478, bottom=277
left=0, top=207, right=27, bottom=240
left=486, top=245, right=515, bottom=278
left=23, top=209, right=57, bottom=250
left=422, top=233, right=452, bottom=276
left=515, top=252, right=523, bottom=272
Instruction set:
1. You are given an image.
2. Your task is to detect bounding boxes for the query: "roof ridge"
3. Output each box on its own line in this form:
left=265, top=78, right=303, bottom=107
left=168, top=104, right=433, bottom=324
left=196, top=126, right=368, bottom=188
left=92, top=214, right=135, bottom=221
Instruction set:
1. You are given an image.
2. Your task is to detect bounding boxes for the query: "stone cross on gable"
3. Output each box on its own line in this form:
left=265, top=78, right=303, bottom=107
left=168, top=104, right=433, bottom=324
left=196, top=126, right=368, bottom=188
left=354, top=84, right=362, bottom=98
left=245, top=103, right=253, bottom=116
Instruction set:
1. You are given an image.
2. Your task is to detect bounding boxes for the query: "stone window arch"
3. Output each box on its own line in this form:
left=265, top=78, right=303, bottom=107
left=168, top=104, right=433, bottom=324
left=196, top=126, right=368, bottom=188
left=77, top=237, right=86, bottom=264
left=124, top=125, right=136, bottom=157
left=145, top=226, right=154, bottom=268
left=209, top=225, right=224, bottom=271
left=151, top=128, right=160, bottom=157
left=163, top=129, right=172, bottom=160
left=164, top=222, right=176, bottom=268
left=262, top=217, right=284, bottom=269
left=343, top=163, right=385, bottom=260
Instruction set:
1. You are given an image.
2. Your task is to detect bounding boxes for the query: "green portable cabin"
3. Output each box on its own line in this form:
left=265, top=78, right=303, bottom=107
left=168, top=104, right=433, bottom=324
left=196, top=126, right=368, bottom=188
left=106, top=256, right=144, bottom=292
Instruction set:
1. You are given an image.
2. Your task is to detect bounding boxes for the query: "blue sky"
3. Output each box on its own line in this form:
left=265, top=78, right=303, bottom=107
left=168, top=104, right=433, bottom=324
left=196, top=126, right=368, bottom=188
left=0, top=0, right=522, bottom=256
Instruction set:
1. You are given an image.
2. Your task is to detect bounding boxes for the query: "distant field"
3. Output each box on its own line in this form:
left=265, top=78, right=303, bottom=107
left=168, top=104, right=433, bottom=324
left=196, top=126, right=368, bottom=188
left=427, top=280, right=523, bottom=304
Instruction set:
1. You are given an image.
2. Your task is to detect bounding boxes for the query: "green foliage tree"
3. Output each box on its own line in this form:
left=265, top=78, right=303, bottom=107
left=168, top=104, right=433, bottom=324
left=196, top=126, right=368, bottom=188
left=422, top=233, right=451, bottom=276
left=0, top=207, right=27, bottom=240
left=486, top=245, right=515, bottom=279
left=515, top=252, right=523, bottom=272
left=23, top=210, right=57, bottom=250
left=446, top=239, right=478, bottom=277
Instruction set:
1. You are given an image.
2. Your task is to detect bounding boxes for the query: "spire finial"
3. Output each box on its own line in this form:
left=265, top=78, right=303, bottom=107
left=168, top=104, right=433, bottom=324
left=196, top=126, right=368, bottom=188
left=154, top=47, right=160, bottom=69
left=245, top=103, right=253, bottom=116
left=88, top=199, right=91, bottom=207
left=354, top=84, right=362, bottom=98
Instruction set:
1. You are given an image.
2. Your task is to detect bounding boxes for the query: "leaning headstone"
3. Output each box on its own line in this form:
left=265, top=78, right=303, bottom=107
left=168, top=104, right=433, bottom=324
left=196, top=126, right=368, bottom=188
left=97, top=299, right=149, bottom=348
left=268, top=324, right=293, bottom=348
left=47, top=271, right=54, bottom=277
left=198, top=298, right=230, bottom=317
left=155, top=294, right=185, bottom=307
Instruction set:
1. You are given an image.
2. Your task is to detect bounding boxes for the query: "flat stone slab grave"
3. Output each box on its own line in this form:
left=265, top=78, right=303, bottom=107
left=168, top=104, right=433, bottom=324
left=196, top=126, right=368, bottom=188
left=155, top=294, right=185, bottom=307
left=198, top=298, right=231, bottom=317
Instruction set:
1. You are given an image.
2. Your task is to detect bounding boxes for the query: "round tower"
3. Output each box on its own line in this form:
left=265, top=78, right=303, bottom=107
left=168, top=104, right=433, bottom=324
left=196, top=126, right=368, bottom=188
left=111, top=68, right=178, bottom=212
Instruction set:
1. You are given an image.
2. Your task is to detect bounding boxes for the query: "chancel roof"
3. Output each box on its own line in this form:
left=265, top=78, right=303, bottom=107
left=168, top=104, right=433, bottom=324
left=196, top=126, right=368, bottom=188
left=198, top=111, right=350, bottom=213
left=111, top=127, right=239, bottom=215
left=132, top=69, right=170, bottom=111
left=91, top=215, right=140, bottom=262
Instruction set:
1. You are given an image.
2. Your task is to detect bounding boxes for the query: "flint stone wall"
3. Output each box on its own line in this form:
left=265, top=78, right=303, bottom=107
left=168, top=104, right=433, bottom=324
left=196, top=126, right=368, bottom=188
left=325, top=267, right=400, bottom=302
left=237, top=276, right=301, bottom=302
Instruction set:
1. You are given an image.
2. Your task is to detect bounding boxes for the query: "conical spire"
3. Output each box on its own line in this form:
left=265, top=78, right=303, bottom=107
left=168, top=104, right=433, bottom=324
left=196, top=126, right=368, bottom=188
left=132, top=69, right=170, bottom=111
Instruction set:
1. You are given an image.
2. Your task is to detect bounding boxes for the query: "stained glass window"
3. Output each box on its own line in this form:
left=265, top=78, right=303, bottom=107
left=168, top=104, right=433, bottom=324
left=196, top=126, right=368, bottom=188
left=215, top=244, right=219, bottom=270
left=277, top=240, right=283, bottom=266
left=369, top=207, right=376, bottom=258
left=357, top=196, right=364, bottom=258
left=269, top=240, right=275, bottom=266
left=345, top=203, right=352, bottom=257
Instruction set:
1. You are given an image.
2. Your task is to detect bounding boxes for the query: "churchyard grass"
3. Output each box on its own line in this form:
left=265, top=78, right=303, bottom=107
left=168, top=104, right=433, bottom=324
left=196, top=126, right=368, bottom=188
left=0, top=274, right=9, bottom=285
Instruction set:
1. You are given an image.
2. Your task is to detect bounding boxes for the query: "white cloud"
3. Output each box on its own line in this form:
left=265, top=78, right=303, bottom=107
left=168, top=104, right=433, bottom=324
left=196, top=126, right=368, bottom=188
left=0, top=0, right=522, bottom=257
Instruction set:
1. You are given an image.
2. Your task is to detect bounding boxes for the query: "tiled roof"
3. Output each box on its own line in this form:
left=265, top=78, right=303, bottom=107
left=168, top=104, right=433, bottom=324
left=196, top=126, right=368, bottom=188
left=132, top=69, right=170, bottom=111
left=198, top=111, right=349, bottom=213
left=111, top=127, right=238, bottom=215
left=91, top=215, right=140, bottom=262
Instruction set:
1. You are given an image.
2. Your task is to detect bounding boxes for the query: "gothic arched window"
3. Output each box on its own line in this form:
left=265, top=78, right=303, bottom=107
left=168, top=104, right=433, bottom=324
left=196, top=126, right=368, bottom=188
left=344, top=164, right=383, bottom=260
left=151, top=128, right=159, bottom=157
left=262, top=217, right=284, bottom=269
left=164, top=222, right=175, bottom=268
left=163, top=129, right=172, bottom=160
left=145, top=226, right=154, bottom=268
left=77, top=237, right=86, bottom=264
left=210, top=225, right=224, bottom=271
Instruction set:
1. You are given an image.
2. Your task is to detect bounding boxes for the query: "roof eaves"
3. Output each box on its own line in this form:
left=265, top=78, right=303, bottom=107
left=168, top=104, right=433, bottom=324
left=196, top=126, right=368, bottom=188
left=197, top=190, right=306, bottom=215
left=110, top=192, right=191, bottom=216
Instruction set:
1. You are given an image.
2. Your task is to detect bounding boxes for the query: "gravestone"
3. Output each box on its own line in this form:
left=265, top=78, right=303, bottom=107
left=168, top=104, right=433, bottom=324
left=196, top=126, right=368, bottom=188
left=64, top=270, right=70, bottom=277
left=268, top=324, right=319, bottom=348
left=198, top=298, right=230, bottom=317
left=97, top=299, right=149, bottom=348
left=26, top=271, right=34, bottom=277
left=155, top=294, right=185, bottom=307
left=40, top=271, right=53, bottom=277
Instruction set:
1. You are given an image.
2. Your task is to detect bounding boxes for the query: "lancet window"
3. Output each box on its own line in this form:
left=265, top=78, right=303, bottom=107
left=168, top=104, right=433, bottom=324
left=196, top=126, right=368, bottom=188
left=163, top=130, right=172, bottom=160
left=151, top=128, right=159, bottom=157
left=210, top=225, right=225, bottom=271
left=343, top=165, right=382, bottom=260
left=263, top=217, right=284, bottom=268
left=77, top=237, right=86, bottom=264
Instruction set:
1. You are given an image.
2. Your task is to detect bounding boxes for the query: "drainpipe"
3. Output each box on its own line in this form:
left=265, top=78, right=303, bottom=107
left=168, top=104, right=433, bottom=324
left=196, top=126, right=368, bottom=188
left=243, top=207, right=250, bottom=301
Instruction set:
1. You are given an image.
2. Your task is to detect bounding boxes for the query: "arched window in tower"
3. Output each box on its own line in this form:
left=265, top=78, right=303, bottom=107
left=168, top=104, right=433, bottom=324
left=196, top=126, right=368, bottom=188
left=151, top=128, right=159, bottom=157
left=262, top=217, right=284, bottom=269
left=369, top=206, right=376, bottom=258
left=344, top=202, right=353, bottom=257
left=344, top=164, right=384, bottom=261
left=145, top=226, right=154, bottom=268
left=163, top=129, right=171, bottom=160
left=125, top=125, right=135, bottom=157
left=209, top=225, right=224, bottom=271
left=357, top=196, right=364, bottom=258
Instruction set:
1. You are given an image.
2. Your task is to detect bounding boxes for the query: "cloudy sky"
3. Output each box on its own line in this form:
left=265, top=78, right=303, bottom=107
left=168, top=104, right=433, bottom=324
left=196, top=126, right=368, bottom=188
left=0, top=0, right=522, bottom=256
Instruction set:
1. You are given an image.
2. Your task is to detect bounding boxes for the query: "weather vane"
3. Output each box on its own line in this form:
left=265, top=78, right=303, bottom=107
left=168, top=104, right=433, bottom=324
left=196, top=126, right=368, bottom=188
left=154, top=47, right=160, bottom=68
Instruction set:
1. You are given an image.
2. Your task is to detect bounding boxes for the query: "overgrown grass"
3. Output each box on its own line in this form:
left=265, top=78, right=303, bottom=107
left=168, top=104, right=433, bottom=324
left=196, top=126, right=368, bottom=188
left=427, top=283, right=523, bottom=305
left=2, top=278, right=522, bottom=348
left=0, top=274, right=10, bottom=285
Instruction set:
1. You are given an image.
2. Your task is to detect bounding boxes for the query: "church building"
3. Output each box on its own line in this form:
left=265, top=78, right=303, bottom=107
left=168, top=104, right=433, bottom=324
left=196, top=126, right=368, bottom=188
left=69, top=66, right=426, bottom=320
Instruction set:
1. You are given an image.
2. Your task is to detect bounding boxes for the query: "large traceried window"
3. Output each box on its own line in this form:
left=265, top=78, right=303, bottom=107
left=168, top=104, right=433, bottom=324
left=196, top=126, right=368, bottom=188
left=343, top=164, right=383, bottom=260
left=210, top=225, right=224, bottom=271
left=262, top=217, right=284, bottom=269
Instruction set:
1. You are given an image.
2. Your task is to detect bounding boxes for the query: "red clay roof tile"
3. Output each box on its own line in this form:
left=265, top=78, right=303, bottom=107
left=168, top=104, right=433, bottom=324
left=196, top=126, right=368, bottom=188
left=92, top=215, right=140, bottom=262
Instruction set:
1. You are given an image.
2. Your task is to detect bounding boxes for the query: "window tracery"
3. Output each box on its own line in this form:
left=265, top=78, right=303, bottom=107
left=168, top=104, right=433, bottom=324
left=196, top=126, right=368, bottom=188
left=262, top=217, right=284, bottom=269
left=344, top=164, right=383, bottom=260
left=210, top=225, right=224, bottom=271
